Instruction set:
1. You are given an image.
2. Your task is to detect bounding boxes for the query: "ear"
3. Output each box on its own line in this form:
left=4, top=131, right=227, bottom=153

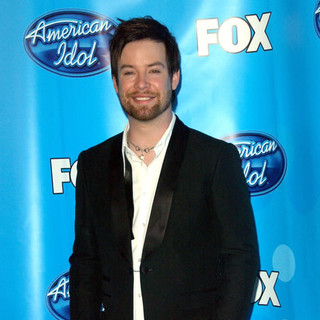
left=171, top=70, right=180, bottom=91
left=112, top=76, right=119, bottom=94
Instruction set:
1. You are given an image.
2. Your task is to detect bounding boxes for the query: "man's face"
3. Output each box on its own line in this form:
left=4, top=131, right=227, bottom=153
left=113, top=39, right=180, bottom=122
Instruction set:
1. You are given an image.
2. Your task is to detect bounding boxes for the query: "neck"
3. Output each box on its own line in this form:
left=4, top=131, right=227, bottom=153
left=127, top=108, right=173, bottom=148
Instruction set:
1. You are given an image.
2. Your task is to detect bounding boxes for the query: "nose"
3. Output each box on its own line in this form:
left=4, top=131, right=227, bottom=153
left=135, top=71, right=150, bottom=90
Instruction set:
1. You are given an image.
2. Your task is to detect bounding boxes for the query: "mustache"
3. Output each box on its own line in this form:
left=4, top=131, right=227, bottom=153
left=128, top=91, right=159, bottom=96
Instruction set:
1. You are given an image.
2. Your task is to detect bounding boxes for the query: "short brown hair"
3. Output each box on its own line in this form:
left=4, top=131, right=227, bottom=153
left=109, top=16, right=180, bottom=83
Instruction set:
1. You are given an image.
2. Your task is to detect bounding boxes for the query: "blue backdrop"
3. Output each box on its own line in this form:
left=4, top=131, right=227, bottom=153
left=1, top=0, right=320, bottom=319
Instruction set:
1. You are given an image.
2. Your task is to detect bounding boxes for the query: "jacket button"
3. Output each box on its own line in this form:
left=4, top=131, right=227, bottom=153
left=141, top=266, right=153, bottom=274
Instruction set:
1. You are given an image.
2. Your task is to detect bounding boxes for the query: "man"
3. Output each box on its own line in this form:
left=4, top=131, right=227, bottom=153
left=69, top=17, right=259, bottom=320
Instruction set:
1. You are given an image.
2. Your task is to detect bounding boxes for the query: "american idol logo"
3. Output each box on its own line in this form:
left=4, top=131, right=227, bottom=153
left=315, top=1, right=320, bottom=38
left=225, top=132, right=287, bottom=196
left=46, top=270, right=70, bottom=320
left=24, top=10, right=117, bottom=77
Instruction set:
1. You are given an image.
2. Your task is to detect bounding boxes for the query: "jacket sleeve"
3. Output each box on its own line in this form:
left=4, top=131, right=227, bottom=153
left=69, top=151, right=103, bottom=320
left=211, top=143, right=260, bottom=320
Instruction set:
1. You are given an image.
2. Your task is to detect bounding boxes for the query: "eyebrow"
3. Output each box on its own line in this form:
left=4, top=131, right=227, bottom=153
left=119, top=62, right=166, bottom=70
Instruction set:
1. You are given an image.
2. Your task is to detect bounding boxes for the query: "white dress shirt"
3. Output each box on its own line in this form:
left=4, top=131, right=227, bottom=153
left=122, top=113, right=176, bottom=320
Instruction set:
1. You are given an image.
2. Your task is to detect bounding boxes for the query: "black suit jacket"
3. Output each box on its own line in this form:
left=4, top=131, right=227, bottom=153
left=69, top=117, right=259, bottom=320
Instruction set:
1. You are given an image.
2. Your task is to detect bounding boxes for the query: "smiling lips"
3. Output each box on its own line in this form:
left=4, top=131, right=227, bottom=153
left=131, top=94, right=156, bottom=103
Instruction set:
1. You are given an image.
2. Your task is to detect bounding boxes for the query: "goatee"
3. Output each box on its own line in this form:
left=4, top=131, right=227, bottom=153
left=119, top=90, right=172, bottom=121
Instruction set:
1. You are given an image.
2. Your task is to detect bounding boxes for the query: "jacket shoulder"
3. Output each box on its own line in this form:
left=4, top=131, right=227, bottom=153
left=78, top=132, right=123, bottom=162
left=188, top=126, right=235, bottom=153
left=175, top=116, right=238, bottom=160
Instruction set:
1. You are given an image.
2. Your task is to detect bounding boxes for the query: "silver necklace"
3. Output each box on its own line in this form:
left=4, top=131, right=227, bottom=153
left=128, top=139, right=155, bottom=160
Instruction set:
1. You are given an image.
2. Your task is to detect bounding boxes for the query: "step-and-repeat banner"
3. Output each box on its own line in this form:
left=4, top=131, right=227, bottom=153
left=1, top=0, right=320, bottom=319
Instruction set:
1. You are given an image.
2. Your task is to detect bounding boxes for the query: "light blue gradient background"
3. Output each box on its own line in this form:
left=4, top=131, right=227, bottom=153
left=1, top=1, right=319, bottom=319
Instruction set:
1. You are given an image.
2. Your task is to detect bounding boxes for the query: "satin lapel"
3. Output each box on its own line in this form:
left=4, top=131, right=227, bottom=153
left=107, top=134, right=133, bottom=265
left=142, top=117, right=189, bottom=261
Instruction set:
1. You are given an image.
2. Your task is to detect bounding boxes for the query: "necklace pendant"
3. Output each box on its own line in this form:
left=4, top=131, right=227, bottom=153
left=140, top=154, right=145, bottom=160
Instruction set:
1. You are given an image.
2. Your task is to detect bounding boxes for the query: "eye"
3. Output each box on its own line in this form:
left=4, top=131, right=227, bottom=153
left=123, top=71, right=134, bottom=76
left=150, top=69, right=161, bottom=74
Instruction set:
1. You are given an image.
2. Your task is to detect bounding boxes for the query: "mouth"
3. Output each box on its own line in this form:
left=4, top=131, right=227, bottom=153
left=131, top=94, right=155, bottom=104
